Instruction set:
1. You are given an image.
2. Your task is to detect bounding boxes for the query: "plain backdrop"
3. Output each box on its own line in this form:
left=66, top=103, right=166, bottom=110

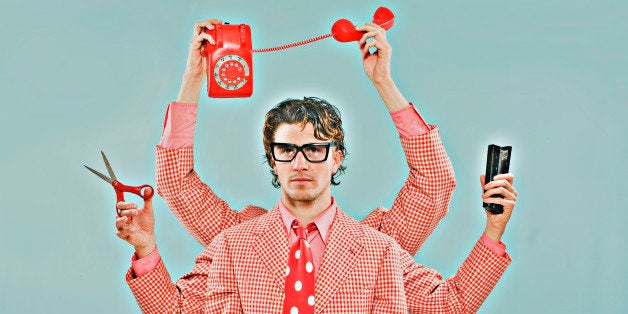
left=1, top=0, right=626, bottom=313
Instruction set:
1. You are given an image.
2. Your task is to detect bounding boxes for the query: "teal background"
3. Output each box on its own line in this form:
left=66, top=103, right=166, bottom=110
left=1, top=0, right=626, bottom=313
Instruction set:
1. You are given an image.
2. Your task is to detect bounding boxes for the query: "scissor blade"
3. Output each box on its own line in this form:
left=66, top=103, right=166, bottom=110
left=84, top=165, right=113, bottom=183
left=101, top=151, right=118, bottom=181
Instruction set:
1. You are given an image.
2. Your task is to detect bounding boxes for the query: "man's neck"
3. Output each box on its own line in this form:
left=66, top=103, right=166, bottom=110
left=280, top=193, right=332, bottom=225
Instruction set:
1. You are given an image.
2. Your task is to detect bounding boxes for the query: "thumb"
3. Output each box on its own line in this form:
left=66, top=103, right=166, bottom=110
left=142, top=187, right=154, bottom=214
left=142, top=186, right=153, bottom=198
left=480, top=174, right=486, bottom=187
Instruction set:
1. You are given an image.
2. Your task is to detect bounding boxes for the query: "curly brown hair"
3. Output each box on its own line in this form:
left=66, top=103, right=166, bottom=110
left=263, top=97, right=347, bottom=188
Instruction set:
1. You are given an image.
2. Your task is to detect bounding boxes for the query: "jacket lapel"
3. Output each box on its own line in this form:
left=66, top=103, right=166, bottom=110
left=252, top=207, right=290, bottom=290
left=314, top=208, right=364, bottom=312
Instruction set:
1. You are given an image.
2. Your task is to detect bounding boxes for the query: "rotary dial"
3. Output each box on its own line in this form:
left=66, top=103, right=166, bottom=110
left=213, top=54, right=250, bottom=90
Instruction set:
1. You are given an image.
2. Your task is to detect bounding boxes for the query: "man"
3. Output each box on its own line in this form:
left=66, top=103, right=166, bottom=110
left=116, top=19, right=517, bottom=313
left=153, top=19, right=455, bottom=257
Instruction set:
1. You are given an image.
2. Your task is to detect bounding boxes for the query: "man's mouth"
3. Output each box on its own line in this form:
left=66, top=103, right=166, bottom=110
left=291, top=176, right=313, bottom=183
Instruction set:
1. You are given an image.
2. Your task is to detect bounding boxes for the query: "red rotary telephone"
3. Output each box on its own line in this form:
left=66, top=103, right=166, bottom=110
left=203, top=7, right=395, bottom=98
left=202, top=23, right=253, bottom=98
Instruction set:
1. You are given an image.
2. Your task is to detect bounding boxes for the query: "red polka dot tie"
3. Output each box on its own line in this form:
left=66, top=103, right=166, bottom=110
left=282, top=220, right=317, bottom=314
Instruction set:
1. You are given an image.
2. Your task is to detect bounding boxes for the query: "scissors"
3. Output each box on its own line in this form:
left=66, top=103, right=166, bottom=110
left=84, top=151, right=154, bottom=216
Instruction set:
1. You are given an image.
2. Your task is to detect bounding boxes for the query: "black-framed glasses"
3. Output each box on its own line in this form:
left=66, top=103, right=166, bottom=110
left=270, top=142, right=335, bottom=163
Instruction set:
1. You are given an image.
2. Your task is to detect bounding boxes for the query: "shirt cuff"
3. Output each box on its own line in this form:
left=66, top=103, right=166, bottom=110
left=131, top=247, right=161, bottom=278
left=480, top=233, right=507, bottom=257
left=159, top=102, right=198, bottom=149
left=390, top=103, right=430, bottom=138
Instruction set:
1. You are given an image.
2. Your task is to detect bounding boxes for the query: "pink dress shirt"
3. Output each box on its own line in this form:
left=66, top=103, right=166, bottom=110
left=278, top=197, right=338, bottom=278
left=131, top=101, right=506, bottom=277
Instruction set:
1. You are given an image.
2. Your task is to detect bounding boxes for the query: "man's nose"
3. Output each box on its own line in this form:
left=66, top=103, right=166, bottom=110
left=292, top=151, right=309, bottom=170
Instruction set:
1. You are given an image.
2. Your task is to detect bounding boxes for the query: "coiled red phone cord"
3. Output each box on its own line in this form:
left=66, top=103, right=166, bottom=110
left=252, top=33, right=333, bottom=53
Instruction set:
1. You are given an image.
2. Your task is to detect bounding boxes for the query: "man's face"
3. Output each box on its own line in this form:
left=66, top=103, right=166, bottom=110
left=272, top=123, right=343, bottom=205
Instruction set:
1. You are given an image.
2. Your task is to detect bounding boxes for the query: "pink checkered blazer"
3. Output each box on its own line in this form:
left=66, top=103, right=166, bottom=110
left=205, top=206, right=408, bottom=313
left=126, top=211, right=510, bottom=313
left=125, top=126, right=511, bottom=313
left=155, top=126, right=456, bottom=256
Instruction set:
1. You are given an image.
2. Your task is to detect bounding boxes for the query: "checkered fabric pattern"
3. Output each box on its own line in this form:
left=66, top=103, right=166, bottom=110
left=128, top=125, right=511, bottom=312
left=205, top=207, right=407, bottom=313
left=361, top=125, right=456, bottom=256
left=126, top=234, right=509, bottom=313
left=155, top=125, right=455, bottom=257
left=155, top=144, right=268, bottom=247
left=126, top=209, right=510, bottom=313
left=127, top=209, right=511, bottom=313
left=403, top=239, right=511, bottom=313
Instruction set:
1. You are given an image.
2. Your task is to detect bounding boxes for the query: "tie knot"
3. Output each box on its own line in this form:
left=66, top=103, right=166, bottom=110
left=291, top=220, right=317, bottom=239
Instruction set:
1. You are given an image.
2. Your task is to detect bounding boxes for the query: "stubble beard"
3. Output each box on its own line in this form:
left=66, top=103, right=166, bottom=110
left=285, top=186, right=324, bottom=204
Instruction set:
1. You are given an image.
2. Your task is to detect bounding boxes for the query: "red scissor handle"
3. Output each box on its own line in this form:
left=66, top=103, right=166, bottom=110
left=112, top=180, right=154, bottom=215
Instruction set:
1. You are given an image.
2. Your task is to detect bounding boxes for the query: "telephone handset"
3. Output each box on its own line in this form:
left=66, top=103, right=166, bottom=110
left=202, top=23, right=253, bottom=98
left=202, top=7, right=394, bottom=98
left=332, top=7, right=395, bottom=42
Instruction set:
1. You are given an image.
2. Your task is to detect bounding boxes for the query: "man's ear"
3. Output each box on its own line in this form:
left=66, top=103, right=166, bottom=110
left=271, top=159, right=277, bottom=173
left=332, top=149, right=343, bottom=173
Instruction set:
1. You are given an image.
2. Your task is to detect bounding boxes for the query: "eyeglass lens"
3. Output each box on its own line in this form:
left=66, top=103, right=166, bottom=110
left=272, top=143, right=330, bottom=162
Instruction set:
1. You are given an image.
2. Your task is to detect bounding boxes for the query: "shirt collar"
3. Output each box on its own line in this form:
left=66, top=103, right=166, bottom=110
left=278, top=197, right=337, bottom=244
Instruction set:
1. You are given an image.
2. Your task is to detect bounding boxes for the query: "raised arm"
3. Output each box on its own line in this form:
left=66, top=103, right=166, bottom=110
left=162, top=20, right=454, bottom=255
left=176, top=19, right=218, bottom=104
left=356, top=23, right=456, bottom=255
left=156, top=144, right=266, bottom=246
left=403, top=173, right=518, bottom=313
left=156, top=19, right=267, bottom=246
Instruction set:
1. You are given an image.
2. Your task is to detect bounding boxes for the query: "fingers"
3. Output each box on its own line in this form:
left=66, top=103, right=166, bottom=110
left=118, top=208, right=139, bottom=218
left=115, top=215, right=137, bottom=239
left=356, top=23, right=386, bottom=45
left=116, top=215, right=132, bottom=229
left=483, top=197, right=516, bottom=208
left=115, top=197, right=152, bottom=221
left=481, top=172, right=517, bottom=192
left=191, top=32, right=216, bottom=48
left=481, top=173, right=517, bottom=211
left=357, top=23, right=390, bottom=56
left=194, top=19, right=222, bottom=36
left=116, top=201, right=137, bottom=219
left=483, top=185, right=517, bottom=201
left=493, top=173, right=514, bottom=184
left=360, top=39, right=386, bottom=56
left=481, top=173, right=514, bottom=184
left=115, top=195, right=155, bottom=246
left=116, top=201, right=137, bottom=211
left=190, top=19, right=220, bottom=53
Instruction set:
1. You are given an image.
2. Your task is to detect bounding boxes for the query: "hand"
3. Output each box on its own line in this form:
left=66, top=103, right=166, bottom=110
left=115, top=187, right=156, bottom=258
left=481, top=173, right=518, bottom=242
left=357, top=23, right=392, bottom=85
left=176, top=18, right=221, bottom=103
left=184, top=19, right=221, bottom=77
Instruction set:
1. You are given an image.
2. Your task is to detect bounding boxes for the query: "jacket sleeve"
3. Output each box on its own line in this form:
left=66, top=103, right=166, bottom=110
left=361, top=125, right=457, bottom=256
left=155, top=145, right=267, bottom=247
left=126, top=245, right=218, bottom=313
left=403, top=238, right=511, bottom=313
